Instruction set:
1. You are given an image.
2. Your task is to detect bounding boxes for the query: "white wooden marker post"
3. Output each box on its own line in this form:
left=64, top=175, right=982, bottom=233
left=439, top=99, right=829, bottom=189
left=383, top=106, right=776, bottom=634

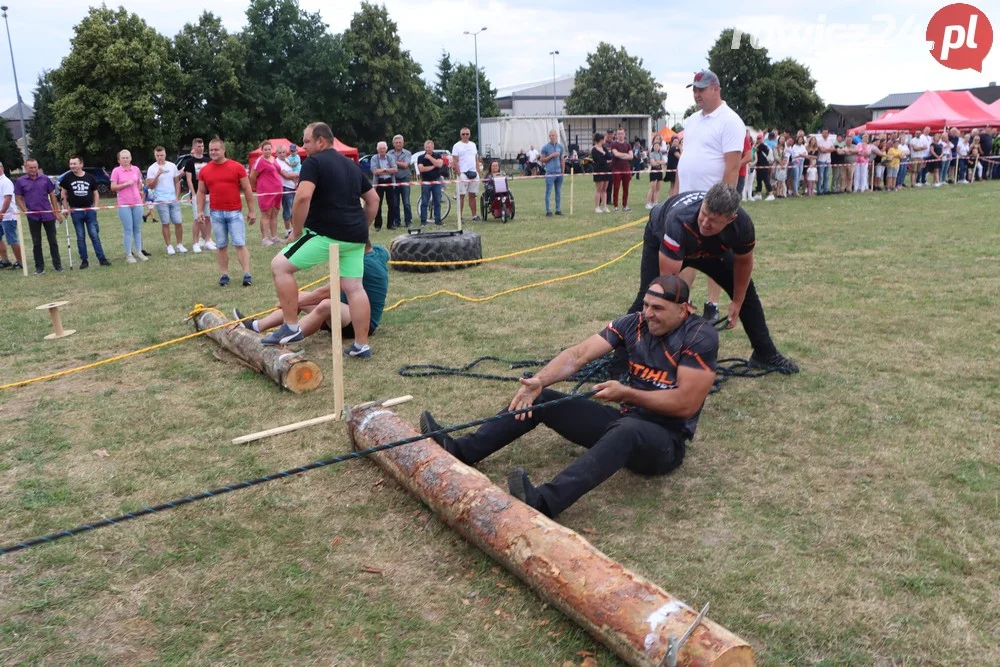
left=570, top=170, right=575, bottom=215
left=329, top=245, right=345, bottom=420
left=17, top=215, right=26, bottom=276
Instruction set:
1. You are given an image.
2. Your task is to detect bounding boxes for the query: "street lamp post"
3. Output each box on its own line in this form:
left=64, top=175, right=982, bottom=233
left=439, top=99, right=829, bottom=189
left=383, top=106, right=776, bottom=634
left=549, top=50, right=559, bottom=116
left=463, top=27, right=487, bottom=148
left=0, top=6, right=29, bottom=159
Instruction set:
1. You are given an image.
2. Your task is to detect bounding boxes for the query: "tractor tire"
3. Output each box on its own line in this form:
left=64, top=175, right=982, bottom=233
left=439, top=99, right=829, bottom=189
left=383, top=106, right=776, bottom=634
left=389, top=230, right=483, bottom=273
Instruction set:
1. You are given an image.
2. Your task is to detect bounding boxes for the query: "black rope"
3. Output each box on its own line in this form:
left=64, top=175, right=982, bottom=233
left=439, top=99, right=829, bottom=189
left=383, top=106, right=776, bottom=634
left=0, top=390, right=597, bottom=557
left=399, top=353, right=780, bottom=395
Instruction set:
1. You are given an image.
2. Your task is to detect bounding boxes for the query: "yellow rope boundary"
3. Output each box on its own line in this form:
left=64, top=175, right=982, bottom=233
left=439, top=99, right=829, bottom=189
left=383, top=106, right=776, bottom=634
left=0, top=224, right=645, bottom=392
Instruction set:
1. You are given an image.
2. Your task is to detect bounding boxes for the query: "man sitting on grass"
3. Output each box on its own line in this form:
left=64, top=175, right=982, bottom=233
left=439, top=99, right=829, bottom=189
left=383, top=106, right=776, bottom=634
left=235, top=241, right=389, bottom=344
left=420, top=275, right=718, bottom=520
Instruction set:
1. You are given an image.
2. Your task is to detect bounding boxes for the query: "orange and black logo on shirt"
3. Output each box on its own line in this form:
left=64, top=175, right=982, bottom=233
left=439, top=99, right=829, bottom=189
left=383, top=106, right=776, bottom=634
left=627, top=360, right=676, bottom=389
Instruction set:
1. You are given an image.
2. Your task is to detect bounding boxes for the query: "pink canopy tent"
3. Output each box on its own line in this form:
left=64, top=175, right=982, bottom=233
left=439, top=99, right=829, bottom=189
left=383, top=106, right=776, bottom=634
left=247, top=137, right=359, bottom=165
left=989, top=99, right=1000, bottom=117
left=850, top=111, right=898, bottom=135
left=865, top=91, right=1000, bottom=132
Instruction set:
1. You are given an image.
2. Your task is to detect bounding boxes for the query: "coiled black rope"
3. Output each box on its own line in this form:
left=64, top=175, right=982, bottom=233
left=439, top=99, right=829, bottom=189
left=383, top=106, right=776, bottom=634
left=0, top=390, right=597, bottom=556
left=399, top=353, right=779, bottom=394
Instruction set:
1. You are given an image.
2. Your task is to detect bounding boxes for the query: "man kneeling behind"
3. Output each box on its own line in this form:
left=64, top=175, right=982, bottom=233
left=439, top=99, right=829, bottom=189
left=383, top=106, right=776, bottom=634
left=235, top=241, right=389, bottom=343
left=420, top=275, right=718, bottom=519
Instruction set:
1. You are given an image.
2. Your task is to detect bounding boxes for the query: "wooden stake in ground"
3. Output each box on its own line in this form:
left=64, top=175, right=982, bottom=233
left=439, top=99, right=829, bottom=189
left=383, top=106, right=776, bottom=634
left=36, top=301, right=76, bottom=340
left=192, top=309, right=322, bottom=393
left=17, top=214, right=27, bottom=277
left=348, top=407, right=754, bottom=667
left=329, top=244, right=344, bottom=419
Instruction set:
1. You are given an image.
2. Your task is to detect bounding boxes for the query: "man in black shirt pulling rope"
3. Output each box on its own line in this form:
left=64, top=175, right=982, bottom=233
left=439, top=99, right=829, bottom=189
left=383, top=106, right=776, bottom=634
left=420, top=275, right=718, bottom=519
left=629, top=182, right=798, bottom=373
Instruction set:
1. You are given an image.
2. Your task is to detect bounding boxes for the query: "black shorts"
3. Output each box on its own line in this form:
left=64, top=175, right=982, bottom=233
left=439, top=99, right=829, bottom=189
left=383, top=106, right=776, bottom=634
left=593, top=173, right=610, bottom=183
left=324, top=321, right=378, bottom=338
left=665, top=171, right=676, bottom=183
left=649, top=171, right=663, bottom=182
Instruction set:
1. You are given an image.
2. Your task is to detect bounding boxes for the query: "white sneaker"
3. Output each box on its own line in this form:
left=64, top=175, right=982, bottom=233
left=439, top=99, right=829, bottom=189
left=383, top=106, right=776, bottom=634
left=613, top=207, right=619, bottom=212
left=166, top=245, right=176, bottom=255
left=765, top=194, right=775, bottom=201
left=126, top=255, right=137, bottom=264
left=204, top=240, right=218, bottom=251
left=602, top=207, right=610, bottom=213
left=176, top=243, right=187, bottom=253
left=136, top=251, right=148, bottom=261
left=192, top=242, right=202, bottom=253
left=595, top=207, right=603, bottom=214
left=261, top=238, right=273, bottom=247
left=959, top=179, right=970, bottom=184
left=934, top=182, right=942, bottom=187
left=644, top=203, right=654, bottom=210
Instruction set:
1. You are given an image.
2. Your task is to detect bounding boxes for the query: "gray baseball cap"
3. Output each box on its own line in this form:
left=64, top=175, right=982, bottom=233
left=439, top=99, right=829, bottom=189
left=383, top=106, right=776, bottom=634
left=687, top=70, right=721, bottom=89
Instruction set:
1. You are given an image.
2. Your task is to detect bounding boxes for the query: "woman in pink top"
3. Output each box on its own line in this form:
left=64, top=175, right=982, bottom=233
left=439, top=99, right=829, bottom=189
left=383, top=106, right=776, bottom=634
left=110, top=149, right=148, bottom=263
left=249, top=140, right=283, bottom=246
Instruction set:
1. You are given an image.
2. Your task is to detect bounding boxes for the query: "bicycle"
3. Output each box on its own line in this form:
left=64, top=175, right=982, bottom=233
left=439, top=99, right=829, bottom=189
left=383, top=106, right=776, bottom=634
left=415, top=179, right=452, bottom=224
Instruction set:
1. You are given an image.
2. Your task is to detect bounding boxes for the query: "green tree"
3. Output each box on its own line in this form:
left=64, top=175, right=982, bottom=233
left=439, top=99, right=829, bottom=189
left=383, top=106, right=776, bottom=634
left=434, top=50, right=454, bottom=102
left=564, top=43, right=666, bottom=119
left=340, top=2, right=437, bottom=149
left=240, top=0, right=347, bottom=144
left=0, top=118, right=22, bottom=169
left=436, top=62, right=499, bottom=148
left=707, top=28, right=773, bottom=126
left=751, top=58, right=824, bottom=132
left=172, top=12, right=249, bottom=149
left=28, top=72, right=62, bottom=172
left=49, top=6, right=183, bottom=167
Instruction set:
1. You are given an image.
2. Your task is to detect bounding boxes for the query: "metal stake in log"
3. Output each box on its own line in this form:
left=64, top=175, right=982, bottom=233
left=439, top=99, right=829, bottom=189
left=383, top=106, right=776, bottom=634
left=232, top=395, right=412, bottom=445
left=348, top=407, right=754, bottom=667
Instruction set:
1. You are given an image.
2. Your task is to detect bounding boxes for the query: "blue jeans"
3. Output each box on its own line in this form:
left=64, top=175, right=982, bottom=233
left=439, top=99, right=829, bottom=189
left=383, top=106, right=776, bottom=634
left=791, top=159, right=804, bottom=194
left=117, top=205, right=143, bottom=255
left=209, top=210, right=246, bottom=248
left=897, top=160, right=908, bottom=187
left=939, top=158, right=951, bottom=182
left=393, top=183, right=412, bottom=225
left=545, top=173, right=563, bottom=213
left=70, top=209, right=106, bottom=262
left=420, top=182, right=442, bottom=223
left=957, top=158, right=968, bottom=181
left=281, top=190, right=295, bottom=222
left=817, top=163, right=830, bottom=193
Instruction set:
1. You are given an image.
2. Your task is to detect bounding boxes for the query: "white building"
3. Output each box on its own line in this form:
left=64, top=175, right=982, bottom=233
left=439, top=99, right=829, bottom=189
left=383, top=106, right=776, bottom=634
left=495, top=76, right=575, bottom=116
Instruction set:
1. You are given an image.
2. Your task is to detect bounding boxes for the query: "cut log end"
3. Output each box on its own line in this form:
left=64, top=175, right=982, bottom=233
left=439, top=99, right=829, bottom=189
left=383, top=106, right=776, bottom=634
left=712, top=647, right=755, bottom=667
left=284, top=361, right=323, bottom=393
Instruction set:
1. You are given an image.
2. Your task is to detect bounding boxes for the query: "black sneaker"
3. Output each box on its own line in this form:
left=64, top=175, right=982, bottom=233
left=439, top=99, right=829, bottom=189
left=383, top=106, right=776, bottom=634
left=261, top=323, right=304, bottom=346
left=748, top=351, right=800, bottom=374
left=12, top=262, right=22, bottom=270
left=79, top=259, right=89, bottom=269
left=702, top=302, right=719, bottom=322
left=233, top=307, right=254, bottom=330
left=34, top=268, right=44, bottom=275
left=545, top=212, right=553, bottom=217
left=419, top=411, right=461, bottom=457
left=54, top=266, right=64, bottom=273
left=507, top=467, right=549, bottom=515
left=0, top=259, right=11, bottom=269
left=141, top=249, right=151, bottom=257
left=218, top=274, right=230, bottom=287
left=554, top=211, right=563, bottom=216
left=242, top=273, right=252, bottom=287
left=471, top=216, right=482, bottom=222
left=99, top=258, right=111, bottom=267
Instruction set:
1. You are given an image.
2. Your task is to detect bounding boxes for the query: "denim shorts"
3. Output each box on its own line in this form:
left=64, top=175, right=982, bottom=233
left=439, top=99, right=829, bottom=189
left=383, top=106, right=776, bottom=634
left=1, top=218, right=18, bottom=245
left=191, top=195, right=210, bottom=219
left=281, top=190, right=296, bottom=221
left=155, top=201, right=182, bottom=224
left=209, top=210, right=246, bottom=248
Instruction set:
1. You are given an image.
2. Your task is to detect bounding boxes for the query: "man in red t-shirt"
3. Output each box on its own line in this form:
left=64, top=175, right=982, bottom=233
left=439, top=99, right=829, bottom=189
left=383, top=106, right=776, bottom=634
left=608, top=128, right=633, bottom=211
left=196, top=139, right=257, bottom=287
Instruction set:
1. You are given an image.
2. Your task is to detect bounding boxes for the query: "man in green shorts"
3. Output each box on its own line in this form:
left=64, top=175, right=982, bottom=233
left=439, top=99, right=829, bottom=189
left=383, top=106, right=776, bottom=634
left=266, top=122, right=379, bottom=357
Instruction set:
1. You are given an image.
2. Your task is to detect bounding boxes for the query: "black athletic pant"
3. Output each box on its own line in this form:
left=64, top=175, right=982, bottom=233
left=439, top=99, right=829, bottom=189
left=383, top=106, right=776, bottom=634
left=628, top=227, right=778, bottom=357
left=755, top=167, right=772, bottom=195
left=28, top=217, right=62, bottom=272
left=373, top=182, right=397, bottom=230
left=451, top=389, right=686, bottom=517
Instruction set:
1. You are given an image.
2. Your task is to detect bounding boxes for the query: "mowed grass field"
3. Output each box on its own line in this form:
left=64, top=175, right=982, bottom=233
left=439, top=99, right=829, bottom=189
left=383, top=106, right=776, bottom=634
left=0, top=176, right=997, bottom=666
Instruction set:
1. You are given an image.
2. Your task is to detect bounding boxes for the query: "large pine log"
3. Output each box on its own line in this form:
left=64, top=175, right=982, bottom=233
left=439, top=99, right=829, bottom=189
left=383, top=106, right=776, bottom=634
left=193, top=310, right=322, bottom=393
left=348, top=407, right=754, bottom=667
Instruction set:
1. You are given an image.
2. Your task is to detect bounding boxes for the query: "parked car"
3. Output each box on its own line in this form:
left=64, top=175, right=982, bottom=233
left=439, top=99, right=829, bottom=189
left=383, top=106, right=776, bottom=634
left=51, top=166, right=112, bottom=195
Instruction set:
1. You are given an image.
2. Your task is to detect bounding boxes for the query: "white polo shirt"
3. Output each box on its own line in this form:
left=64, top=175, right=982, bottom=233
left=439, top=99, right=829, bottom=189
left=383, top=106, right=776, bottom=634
left=451, top=140, right=479, bottom=177
left=910, top=134, right=930, bottom=159
left=677, top=101, right=746, bottom=193
left=0, top=174, right=17, bottom=221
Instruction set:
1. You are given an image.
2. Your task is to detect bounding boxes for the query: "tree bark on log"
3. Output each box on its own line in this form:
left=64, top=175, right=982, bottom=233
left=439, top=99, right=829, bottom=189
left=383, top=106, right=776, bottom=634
left=348, top=407, right=754, bottom=667
left=193, top=310, right=322, bottom=393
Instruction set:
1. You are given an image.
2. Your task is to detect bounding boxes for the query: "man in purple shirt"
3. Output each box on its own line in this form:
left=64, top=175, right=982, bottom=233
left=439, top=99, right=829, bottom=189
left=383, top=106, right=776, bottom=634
left=14, top=158, right=64, bottom=274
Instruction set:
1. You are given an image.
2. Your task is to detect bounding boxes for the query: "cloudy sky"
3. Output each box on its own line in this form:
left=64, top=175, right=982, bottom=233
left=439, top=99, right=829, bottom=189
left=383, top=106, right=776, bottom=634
left=1, top=0, right=996, bottom=123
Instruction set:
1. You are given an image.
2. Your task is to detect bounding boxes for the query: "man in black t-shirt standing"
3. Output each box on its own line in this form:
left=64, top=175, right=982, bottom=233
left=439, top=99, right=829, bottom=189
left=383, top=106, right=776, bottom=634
left=266, top=122, right=380, bottom=357
left=629, top=182, right=798, bottom=373
left=59, top=156, right=110, bottom=268
left=420, top=275, right=718, bottom=519
left=184, top=138, right=216, bottom=253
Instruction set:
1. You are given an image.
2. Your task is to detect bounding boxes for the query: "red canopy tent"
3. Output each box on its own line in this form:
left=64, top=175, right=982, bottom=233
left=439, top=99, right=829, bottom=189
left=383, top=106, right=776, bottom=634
left=989, top=99, right=1000, bottom=117
left=850, top=110, right=898, bottom=135
left=247, top=137, right=359, bottom=165
left=865, top=91, right=1000, bottom=132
